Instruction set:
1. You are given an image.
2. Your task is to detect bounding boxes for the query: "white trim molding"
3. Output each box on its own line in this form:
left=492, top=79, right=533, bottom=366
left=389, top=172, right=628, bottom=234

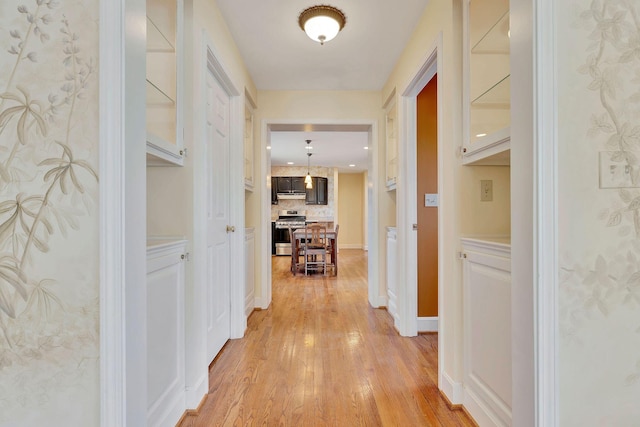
left=417, top=317, right=438, bottom=333
left=260, top=119, right=379, bottom=311
left=535, top=0, right=559, bottom=425
left=203, top=35, right=246, bottom=340
left=100, top=0, right=148, bottom=424
left=99, top=0, right=126, bottom=424
left=396, top=33, right=441, bottom=338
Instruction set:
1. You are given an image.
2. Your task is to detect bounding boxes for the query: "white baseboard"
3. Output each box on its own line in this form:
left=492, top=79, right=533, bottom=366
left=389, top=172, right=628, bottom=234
left=185, top=372, right=208, bottom=410
left=377, top=295, right=388, bottom=308
left=254, top=297, right=269, bottom=310
left=464, top=387, right=508, bottom=427
left=441, top=371, right=464, bottom=405
left=417, top=316, right=438, bottom=332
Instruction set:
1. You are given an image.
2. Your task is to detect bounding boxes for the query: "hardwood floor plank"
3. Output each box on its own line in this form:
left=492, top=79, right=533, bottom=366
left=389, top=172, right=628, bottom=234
left=178, top=250, right=475, bottom=426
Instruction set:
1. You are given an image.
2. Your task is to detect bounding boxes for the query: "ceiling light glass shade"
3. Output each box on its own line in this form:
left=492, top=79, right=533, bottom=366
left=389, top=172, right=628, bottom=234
left=305, top=174, right=313, bottom=185
left=306, top=179, right=313, bottom=189
left=298, top=5, right=346, bottom=45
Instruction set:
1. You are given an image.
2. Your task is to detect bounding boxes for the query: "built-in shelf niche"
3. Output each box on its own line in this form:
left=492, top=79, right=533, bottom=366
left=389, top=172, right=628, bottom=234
left=464, top=0, right=510, bottom=165
left=146, top=0, right=183, bottom=166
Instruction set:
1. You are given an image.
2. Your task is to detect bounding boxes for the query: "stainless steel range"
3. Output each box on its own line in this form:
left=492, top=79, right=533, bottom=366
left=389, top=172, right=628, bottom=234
left=274, top=210, right=306, bottom=256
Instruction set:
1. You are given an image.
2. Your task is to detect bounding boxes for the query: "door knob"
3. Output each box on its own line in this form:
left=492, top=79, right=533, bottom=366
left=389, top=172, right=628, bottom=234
left=226, top=225, right=236, bottom=233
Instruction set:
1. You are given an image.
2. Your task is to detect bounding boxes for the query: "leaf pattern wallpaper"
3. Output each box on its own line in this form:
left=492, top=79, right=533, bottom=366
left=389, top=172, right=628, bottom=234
left=559, top=0, right=640, bottom=424
left=0, top=0, right=99, bottom=425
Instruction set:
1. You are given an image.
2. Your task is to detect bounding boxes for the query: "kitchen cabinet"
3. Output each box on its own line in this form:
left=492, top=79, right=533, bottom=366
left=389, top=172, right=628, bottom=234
left=277, top=176, right=306, bottom=193
left=146, top=239, right=187, bottom=426
left=385, top=95, right=398, bottom=190
left=244, top=96, right=256, bottom=190
left=305, top=177, right=328, bottom=205
left=461, top=237, right=511, bottom=426
left=271, top=177, right=278, bottom=205
left=146, top=0, right=184, bottom=166
left=462, top=0, right=510, bottom=165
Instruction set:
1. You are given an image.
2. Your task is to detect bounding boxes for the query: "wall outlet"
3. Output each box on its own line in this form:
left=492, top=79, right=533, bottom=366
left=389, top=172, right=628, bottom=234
left=480, top=180, right=493, bottom=201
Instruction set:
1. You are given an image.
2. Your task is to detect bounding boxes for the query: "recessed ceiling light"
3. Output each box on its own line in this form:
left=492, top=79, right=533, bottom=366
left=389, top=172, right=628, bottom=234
left=287, top=162, right=294, bottom=165
left=476, top=133, right=487, bottom=138
left=349, top=164, right=356, bottom=167
left=266, top=146, right=271, bottom=150
left=363, top=146, right=369, bottom=150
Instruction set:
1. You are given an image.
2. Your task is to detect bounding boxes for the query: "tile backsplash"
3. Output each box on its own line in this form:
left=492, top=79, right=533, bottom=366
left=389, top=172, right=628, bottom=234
left=271, top=166, right=335, bottom=220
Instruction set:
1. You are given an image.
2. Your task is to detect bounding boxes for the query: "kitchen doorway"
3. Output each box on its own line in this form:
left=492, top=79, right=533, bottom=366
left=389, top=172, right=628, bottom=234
left=260, top=121, right=380, bottom=308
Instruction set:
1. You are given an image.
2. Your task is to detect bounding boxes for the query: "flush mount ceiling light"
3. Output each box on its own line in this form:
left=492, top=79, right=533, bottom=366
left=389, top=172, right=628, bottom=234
left=298, top=5, right=346, bottom=45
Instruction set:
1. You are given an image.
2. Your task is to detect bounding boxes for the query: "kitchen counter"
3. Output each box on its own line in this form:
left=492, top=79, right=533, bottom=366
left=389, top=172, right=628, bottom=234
left=306, top=217, right=334, bottom=223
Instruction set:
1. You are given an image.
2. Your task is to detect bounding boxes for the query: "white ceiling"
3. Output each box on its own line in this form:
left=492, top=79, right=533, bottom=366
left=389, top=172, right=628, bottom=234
left=270, top=131, right=369, bottom=173
left=216, top=0, right=429, bottom=170
left=216, top=0, right=430, bottom=91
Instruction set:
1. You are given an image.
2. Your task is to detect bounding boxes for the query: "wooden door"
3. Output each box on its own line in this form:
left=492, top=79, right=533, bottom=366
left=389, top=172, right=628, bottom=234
left=205, top=69, right=231, bottom=361
left=417, top=74, right=438, bottom=319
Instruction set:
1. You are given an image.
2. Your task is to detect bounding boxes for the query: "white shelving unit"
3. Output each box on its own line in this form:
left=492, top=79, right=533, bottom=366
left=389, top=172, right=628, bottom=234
left=462, top=0, right=510, bottom=165
left=146, top=0, right=184, bottom=166
left=384, top=92, right=398, bottom=190
left=244, top=93, right=256, bottom=191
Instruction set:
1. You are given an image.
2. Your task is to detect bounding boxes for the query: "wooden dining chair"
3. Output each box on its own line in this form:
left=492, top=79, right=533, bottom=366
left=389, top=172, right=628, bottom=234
left=289, top=226, right=304, bottom=275
left=304, top=224, right=327, bottom=275
left=326, top=224, right=339, bottom=275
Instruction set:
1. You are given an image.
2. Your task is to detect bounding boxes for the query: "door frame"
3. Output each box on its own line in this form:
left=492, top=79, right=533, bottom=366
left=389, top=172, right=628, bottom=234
left=259, top=120, right=379, bottom=308
left=396, top=33, right=454, bottom=397
left=200, top=34, right=245, bottom=340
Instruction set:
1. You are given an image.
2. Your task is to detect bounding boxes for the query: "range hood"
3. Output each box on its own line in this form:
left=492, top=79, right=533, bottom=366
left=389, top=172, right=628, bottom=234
left=277, top=193, right=306, bottom=200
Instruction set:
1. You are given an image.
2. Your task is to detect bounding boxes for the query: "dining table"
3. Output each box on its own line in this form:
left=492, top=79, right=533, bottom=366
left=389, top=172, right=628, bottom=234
left=291, top=227, right=338, bottom=276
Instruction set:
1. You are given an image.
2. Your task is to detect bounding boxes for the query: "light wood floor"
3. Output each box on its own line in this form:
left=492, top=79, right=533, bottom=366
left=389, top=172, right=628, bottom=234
left=178, top=249, right=476, bottom=427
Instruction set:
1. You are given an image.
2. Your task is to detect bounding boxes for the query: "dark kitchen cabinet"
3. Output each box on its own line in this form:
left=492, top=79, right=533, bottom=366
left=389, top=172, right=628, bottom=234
left=305, top=179, right=317, bottom=204
left=305, top=177, right=328, bottom=205
left=271, top=177, right=278, bottom=204
left=316, top=177, right=328, bottom=205
left=276, top=176, right=305, bottom=193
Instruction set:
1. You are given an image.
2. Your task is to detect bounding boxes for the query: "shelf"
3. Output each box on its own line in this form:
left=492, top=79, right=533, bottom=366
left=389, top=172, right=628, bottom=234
left=147, top=132, right=183, bottom=166
left=471, top=10, right=509, bottom=54
left=471, top=74, right=510, bottom=108
left=463, top=126, right=510, bottom=166
left=147, top=16, right=175, bottom=52
left=146, top=79, right=175, bottom=106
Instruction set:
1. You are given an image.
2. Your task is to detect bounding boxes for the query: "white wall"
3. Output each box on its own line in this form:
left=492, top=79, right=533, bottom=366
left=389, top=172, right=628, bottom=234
left=0, top=0, right=101, bottom=424
left=557, top=0, right=640, bottom=424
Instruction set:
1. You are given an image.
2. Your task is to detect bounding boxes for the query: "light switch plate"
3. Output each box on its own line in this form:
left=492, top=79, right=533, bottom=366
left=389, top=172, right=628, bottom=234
left=481, top=180, right=493, bottom=201
left=425, top=193, right=438, bottom=207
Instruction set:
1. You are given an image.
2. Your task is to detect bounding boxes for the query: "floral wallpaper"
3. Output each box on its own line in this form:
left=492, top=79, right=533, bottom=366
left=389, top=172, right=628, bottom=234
left=0, top=0, right=99, bottom=425
left=559, top=0, right=640, bottom=424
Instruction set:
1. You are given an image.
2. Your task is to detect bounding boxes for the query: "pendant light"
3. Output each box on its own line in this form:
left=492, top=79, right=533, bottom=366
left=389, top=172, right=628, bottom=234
left=305, top=139, right=313, bottom=189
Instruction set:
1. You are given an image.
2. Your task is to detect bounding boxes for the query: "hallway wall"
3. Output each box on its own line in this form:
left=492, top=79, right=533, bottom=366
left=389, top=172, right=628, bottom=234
left=0, top=0, right=100, bottom=424
left=557, top=0, right=640, bottom=424
left=338, top=173, right=365, bottom=248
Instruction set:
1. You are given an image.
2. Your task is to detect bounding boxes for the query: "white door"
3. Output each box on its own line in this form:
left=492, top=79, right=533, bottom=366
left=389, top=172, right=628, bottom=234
left=205, top=70, right=231, bottom=361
